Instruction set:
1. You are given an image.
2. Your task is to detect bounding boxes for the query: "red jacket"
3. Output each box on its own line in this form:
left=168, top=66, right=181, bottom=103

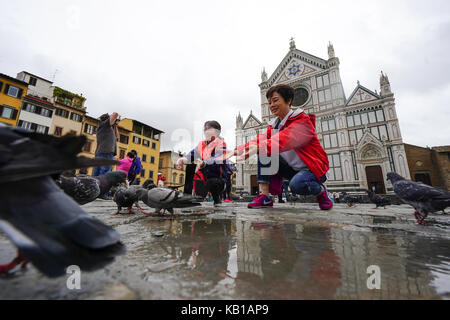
left=238, top=109, right=329, bottom=180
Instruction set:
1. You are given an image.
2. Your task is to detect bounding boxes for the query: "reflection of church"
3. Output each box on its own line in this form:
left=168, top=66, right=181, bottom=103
left=235, top=39, right=410, bottom=195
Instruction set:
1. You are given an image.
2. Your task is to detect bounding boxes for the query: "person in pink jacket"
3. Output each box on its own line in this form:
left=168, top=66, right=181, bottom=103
left=117, top=152, right=134, bottom=176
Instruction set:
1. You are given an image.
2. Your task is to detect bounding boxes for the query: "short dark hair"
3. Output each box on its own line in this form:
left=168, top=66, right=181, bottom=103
left=99, top=113, right=109, bottom=121
left=204, top=120, right=221, bottom=131
left=266, top=84, right=295, bottom=105
left=131, top=150, right=137, bottom=156
left=127, top=152, right=134, bottom=158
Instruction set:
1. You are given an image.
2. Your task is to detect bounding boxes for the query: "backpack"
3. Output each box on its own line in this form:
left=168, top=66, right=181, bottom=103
left=193, top=169, right=207, bottom=197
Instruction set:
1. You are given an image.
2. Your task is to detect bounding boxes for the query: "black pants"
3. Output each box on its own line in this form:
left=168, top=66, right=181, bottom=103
left=183, top=163, right=196, bottom=195
left=195, top=178, right=225, bottom=204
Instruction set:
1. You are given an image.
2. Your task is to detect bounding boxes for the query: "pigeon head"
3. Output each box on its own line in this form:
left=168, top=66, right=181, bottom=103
left=142, top=179, right=156, bottom=190
left=104, top=171, right=127, bottom=186
left=387, top=172, right=405, bottom=184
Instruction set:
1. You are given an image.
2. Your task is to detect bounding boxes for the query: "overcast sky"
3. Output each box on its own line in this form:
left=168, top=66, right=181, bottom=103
left=1, top=0, right=449, bottom=152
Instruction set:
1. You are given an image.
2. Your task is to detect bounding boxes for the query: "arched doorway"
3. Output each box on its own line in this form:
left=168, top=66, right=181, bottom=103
left=365, top=166, right=386, bottom=194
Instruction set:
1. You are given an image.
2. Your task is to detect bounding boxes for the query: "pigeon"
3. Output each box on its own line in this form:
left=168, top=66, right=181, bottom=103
left=136, top=186, right=203, bottom=215
left=113, top=184, right=150, bottom=215
left=387, top=172, right=450, bottom=225
left=130, top=177, right=141, bottom=185
left=0, top=127, right=124, bottom=277
left=366, top=190, right=391, bottom=209
left=55, top=171, right=127, bottom=205
left=342, top=192, right=360, bottom=207
left=56, top=175, right=101, bottom=205
left=0, top=126, right=118, bottom=183
left=94, top=171, right=127, bottom=198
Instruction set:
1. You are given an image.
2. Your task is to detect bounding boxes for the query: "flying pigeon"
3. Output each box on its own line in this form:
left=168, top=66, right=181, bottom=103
left=0, top=126, right=118, bottom=183
left=387, top=172, right=450, bottom=225
left=136, top=186, right=202, bottom=215
left=0, top=127, right=124, bottom=277
left=113, top=184, right=150, bottom=214
left=366, top=190, right=391, bottom=209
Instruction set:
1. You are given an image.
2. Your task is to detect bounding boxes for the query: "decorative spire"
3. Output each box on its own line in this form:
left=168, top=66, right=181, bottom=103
left=261, top=67, right=268, bottom=82
left=289, top=37, right=296, bottom=50
left=380, top=71, right=392, bottom=96
left=328, top=42, right=335, bottom=59
left=236, top=112, right=243, bottom=129
left=357, top=80, right=360, bottom=85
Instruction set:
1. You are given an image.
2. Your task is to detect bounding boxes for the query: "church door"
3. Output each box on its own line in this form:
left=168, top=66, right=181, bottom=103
left=250, top=175, right=258, bottom=195
left=365, top=166, right=386, bottom=194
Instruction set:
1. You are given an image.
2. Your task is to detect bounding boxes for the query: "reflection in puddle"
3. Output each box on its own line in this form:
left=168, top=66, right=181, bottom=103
left=146, top=218, right=450, bottom=299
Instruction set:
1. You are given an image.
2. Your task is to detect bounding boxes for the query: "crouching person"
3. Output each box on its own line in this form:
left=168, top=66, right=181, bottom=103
left=177, top=121, right=228, bottom=206
left=224, top=84, right=333, bottom=210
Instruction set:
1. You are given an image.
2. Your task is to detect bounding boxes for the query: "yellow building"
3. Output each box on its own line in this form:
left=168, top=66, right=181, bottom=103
left=118, top=118, right=163, bottom=183
left=0, top=73, right=28, bottom=126
left=159, top=151, right=186, bottom=191
left=50, top=86, right=86, bottom=136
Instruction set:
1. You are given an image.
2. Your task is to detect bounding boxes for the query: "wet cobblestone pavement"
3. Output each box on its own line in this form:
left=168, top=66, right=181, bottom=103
left=1, top=200, right=450, bottom=299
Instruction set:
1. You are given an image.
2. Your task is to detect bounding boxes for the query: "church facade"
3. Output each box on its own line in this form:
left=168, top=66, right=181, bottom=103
left=235, top=39, right=410, bottom=195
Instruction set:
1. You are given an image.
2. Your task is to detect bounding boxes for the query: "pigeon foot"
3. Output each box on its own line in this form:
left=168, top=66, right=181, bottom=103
left=0, top=252, right=27, bottom=274
left=414, top=211, right=425, bottom=225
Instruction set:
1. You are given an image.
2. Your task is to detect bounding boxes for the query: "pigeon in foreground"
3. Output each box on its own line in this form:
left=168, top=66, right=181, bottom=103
left=387, top=172, right=450, bottom=225
left=366, top=190, right=391, bottom=209
left=136, top=186, right=202, bottom=215
left=0, top=127, right=124, bottom=277
left=113, top=184, right=150, bottom=214
left=0, top=126, right=118, bottom=183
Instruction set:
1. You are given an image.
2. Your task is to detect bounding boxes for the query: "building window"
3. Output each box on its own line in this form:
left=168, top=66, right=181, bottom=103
left=55, top=108, right=69, bottom=118
left=316, top=74, right=330, bottom=88
left=318, top=88, right=331, bottom=103
left=119, top=149, right=126, bottom=159
left=54, top=126, right=63, bottom=136
left=153, top=133, right=160, bottom=140
left=328, top=154, right=343, bottom=181
left=119, top=134, right=129, bottom=144
left=323, top=133, right=338, bottom=149
left=179, top=174, right=184, bottom=184
left=6, top=85, right=19, bottom=98
left=0, top=106, right=18, bottom=120
left=172, top=172, right=177, bottom=183
left=152, top=142, right=156, bottom=149
left=140, top=169, right=146, bottom=178
left=142, top=154, right=147, bottom=162
left=321, top=118, right=336, bottom=132
left=149, top=171, right=154, bottom=179
left=83, top=141, right=92, bottom=153
left=17, top=120, right=48, bottom=134
left=41, top=108, right=52, bottom=118
left=84, top=123, right=96, bottom=135
left=29, top=77, right=37, bottom=86
left=133, top=136, right=142, bottom=144
left=159, top=159, right=163, bottom=168
left=151, top=156, right=155, bottom=164
left=143, top=139, right=150, bottom=147
left=70, top=113, right=83, bottom=122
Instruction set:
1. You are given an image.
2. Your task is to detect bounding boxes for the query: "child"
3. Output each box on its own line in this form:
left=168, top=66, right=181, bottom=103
left=223, top=84, right=333, bottom=210
left=117, top=152, right=134, bottom=176
left=177, top=121, right=228, bottom=206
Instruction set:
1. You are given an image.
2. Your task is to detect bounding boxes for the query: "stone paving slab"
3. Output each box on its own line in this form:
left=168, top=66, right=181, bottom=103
left=0, top=199, right=449, bottom=299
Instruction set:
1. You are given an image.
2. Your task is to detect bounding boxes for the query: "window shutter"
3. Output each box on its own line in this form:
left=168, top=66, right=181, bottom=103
left=0, top=81, right=3, bottom=92
left=12, top=108, right=18, bottom=120
left=48, top=110, right=53, bottom=117
left=17, top=88, right=23, bottom=98
left=18, top=120, right=23, bottom=127
left=45, top=127, right=49, bottom=135
left=31, top=123, right=37, bottom=131
left=0, top=106, right=3, bottom=116
left=4, top=84, right=10, bottom=94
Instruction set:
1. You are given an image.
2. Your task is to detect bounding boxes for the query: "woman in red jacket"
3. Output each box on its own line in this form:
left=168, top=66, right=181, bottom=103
left=226, top=84, right=333, bottom=210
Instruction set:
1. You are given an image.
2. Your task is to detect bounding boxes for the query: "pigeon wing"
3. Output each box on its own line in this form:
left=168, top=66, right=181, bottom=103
left=394, top=180, right=443, bottom=201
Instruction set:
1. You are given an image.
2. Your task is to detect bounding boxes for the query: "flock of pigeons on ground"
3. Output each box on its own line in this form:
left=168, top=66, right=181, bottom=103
left=0, top=126, right=449, bottom=278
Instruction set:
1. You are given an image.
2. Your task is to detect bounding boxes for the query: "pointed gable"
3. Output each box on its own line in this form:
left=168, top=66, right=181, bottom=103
left=346, top=84, right=380, bottom=106
left=266, top=49, right=328, bottom=87
left=242, top=112, right=262, bottom=129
